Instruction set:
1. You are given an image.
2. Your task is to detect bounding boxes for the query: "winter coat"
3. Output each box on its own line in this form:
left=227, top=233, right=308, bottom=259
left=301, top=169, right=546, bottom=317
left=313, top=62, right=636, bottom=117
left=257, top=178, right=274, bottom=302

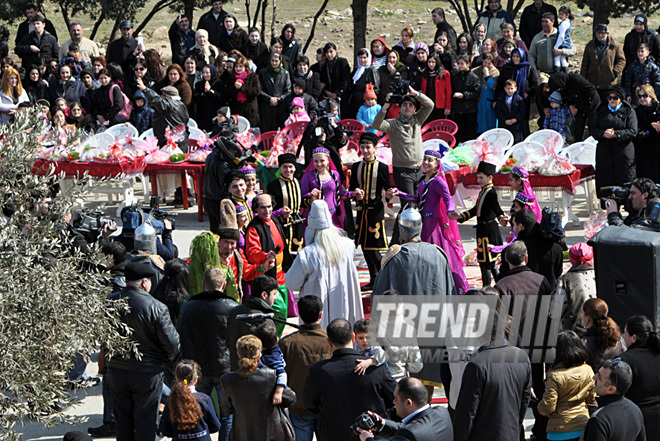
left=106, top=37, right=138, bottom=67
left=624, top=57, right=660, bottom=105
left=106, top=285, right=180, bottom=373
left=178, top=290, right=238, bottom=377
left=321, top=57, right=351, bottom=97
left=376, top=64, right=409, bottom=106
left=219, top=28, right=248, bottom=55
left=168, top=20, right=196, bottom=66
left=519, top=1, right=558, bottom=47
left=634, top=101, right=660, bottom=182
left=258, top=67, right=291, bottom=132
left=129, top=90, right=155, bottom=135
left=450, top=69, right=480, bottom=115
left=356, top=103, right=382, bottom=134
left=343, top=66, right=379, bottom=119
left=421, top=69, right=452, bottom=111
left=91, top=83, right=125, bottom=125
left=582, top=327, right=626, bottom=373
left=435, top=21, right=458, bottom=52
left=474, top=6, right=515, bottom=40
left=196, top=8, right=229, bottom=48
left=193, top=78, right=224, bottom=131
left=619, top=341, right=660, bottom=441
left=282, top=39, right=303, bottom=66
left=155, top=78, right=193, bottom=109
left=555, top=264, right=596, bottom=335
left=495, top=93, right=525, bottom=137
left=25, top=79, right=50, bottom=104
left=284, top=92, right=317, bottom=121
left=549, top=72, right=601, bottom=115
left=580, top=37, right=626, bottom=90
left=589, top=100, right=638, bottom=190
left=143, top=87, right=190, bottom=151
left=529, top=29, right=578, bottom=75
left=241, top=40, right=269, bottom=65
left=538, top=363, right=596, bottom=433
left=0, top=89, right=30, bottom=124
left=48, top=76, right=87, bottom=105
left=15, top=30, right=59, bottom=69
left=221, top=367, right=296, bottom=441
left=494, top=61, right=538, bottom=103
left=15, top=18, right=58, bottom=46
left=227, top=72, right=261, bottom=128
left=292, top=70, right=323, bottom=101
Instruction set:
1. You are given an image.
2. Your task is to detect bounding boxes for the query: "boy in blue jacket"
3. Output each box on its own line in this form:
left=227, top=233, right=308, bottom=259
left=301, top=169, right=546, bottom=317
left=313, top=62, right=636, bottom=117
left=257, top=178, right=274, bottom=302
left=356, top=83, right=382, bottom=134
left=129, top=90, right=154, bottom=134
left=495, top=79, right=525, bottom=143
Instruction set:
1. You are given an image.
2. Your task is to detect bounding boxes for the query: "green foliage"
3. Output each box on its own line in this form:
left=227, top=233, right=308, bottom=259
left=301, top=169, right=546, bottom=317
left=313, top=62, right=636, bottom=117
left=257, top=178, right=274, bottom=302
left=0, top=110, right=137, bottom=440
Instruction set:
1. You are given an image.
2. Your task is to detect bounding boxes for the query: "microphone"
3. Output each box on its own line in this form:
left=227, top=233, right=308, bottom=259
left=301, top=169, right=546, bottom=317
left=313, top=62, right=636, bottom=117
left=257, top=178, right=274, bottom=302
left=235, top=313, right=274, bottom=321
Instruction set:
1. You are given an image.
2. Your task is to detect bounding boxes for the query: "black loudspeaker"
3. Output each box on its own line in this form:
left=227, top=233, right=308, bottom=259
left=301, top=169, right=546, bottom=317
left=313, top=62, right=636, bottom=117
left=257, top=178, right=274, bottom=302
left=590, top=226, right=660, bottom=329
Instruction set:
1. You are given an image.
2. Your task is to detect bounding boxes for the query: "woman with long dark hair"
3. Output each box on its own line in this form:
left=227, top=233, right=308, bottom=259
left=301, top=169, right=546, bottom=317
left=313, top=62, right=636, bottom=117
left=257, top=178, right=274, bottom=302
left=159, top=360, right=221, bottom=441
left=241, top=28, right=268, bottom=65
left=581, top=298, right=625, bottom=372
left=227, top=55, right=260, bottom=128
left=321, top=42, right=351, bottom=105
left=152, top=258, right=190, bottom=326
left=156, top=64, right=193, bottom=109
left=183, top=55, right=203, bottom=90
left=24, top=65, right=49, bottom=103
left=193, top=64, right=223, bottom=131
left=279, top=23, right=303, bottom=65
left=620, top=315, right=660, bottom=441
left=538, top=331, right=596, bottom=441
left=420, top=54, right=452, bottom=122
left=633, top=84, right=660, bottom=182
left=258, top=53, right=291, bottom=131
left=456, top=32, right=475, bottom=63
left=433, top=31, right=458, bottom=72
left=221, top=334, right=295, bottom=441
left=219, top=14, right=248, bottom=55
left=91, top=67, right=127, bottom=127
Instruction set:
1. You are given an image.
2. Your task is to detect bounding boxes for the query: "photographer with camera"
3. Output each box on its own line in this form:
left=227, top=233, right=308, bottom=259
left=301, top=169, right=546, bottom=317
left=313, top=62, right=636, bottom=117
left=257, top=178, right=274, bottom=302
left=112, top=202, right=176, bottom=261
left=605, top=177, right=658, bottom=227
left=373, top=84, right=434, bottom=244
left=354, top=378, right=453, bottom=441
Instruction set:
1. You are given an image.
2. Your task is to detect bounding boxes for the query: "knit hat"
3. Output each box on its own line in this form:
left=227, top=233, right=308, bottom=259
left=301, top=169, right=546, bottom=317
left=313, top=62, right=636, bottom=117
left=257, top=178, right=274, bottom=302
left=125, top=262, right=157, bottom=281
left=364, top=82, right=377, bottom=101
left=607, top=84, right=625, bottom=101
left=161, top=86, right=179, bottom=97
left=278, top=152, right=297, bottom=166
left=569, top=242, right=594, bottom=266
left=502, top=39, right=516, bottom=49
left=415, top=42, right=429, bottom=55
left=359, top=131, right=379, bottom=146
left=548, top=91, right=563, bottom=104
left=216, top=106, right=231, bottom=120
left=307, top=200, right=332, bottom=230
left=293, top=77, right=306, bottom=89
left=291, top=97, right=305, bottom=109
left=217, top=199, right=240, bottom=241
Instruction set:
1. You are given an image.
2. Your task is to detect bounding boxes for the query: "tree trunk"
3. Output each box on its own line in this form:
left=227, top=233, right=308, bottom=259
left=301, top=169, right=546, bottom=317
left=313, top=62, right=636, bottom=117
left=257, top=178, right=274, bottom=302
left=59, top=3, right=71, bottom=32
left=252, top=0, right=263, bottom=29
left=134, top=0, right=177, bottom=36
left=590, top=0, right=613, bottom=33
left=270, top=0, right=276, bottom=42
left=183, top=0, right=195, bottom=24
left=302, top=0, right=329, bottom=54
left=261, top=0, right=269, bottom=42
left=351, top=0, right=368, bottom=61
left=245, top=0, right=251, bottom=28
left=90, top=9, right=106, bottom=41
left=107, top=18, right=120, bottom=50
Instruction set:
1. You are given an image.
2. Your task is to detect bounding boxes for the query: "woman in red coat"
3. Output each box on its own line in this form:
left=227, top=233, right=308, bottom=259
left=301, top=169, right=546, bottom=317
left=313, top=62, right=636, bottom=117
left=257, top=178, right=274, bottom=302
left=420, top=54, right=452, bottom=122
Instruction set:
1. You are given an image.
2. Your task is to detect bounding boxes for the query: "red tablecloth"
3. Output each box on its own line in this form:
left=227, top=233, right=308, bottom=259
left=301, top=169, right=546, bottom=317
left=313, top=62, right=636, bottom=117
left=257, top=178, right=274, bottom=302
left=32, top=159, right=207, bottom=222
left=460, top=164, right=595, bottom=195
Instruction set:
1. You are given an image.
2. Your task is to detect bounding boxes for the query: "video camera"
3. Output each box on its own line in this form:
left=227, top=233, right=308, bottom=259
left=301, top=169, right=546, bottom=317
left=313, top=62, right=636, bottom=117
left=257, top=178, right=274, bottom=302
left=72, top=209, right=117, bottom=236
left=349, top=412, right=382, bottom=436
left=214, top=129, right=257, bottom=168
left=121, top=196, right=176, bottom=234
left=599, top=184, right=631, bottom=207
left=316, top=100, right=337, bottom=135
left=389, top=72, right=411, bottom=105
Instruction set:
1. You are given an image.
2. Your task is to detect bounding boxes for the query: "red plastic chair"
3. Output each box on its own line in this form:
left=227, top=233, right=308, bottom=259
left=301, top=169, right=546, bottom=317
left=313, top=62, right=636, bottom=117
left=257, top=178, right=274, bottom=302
left=346, top=140, right=360, bottom=152
left=422, top=131, right=456, bottom=148
left=338, top=119, right=366, bottom=132
left=260, top=131, right=278, bottom=151
left=421, top=119, right=458, bottom=136
left=280, top=121, right=308, bottom=139
left=350, top=130, right=366, bottom=144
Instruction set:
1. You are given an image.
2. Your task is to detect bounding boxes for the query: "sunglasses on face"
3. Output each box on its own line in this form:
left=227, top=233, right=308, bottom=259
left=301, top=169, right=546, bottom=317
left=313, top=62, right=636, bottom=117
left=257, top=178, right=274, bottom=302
left=134, top=67, right=145, bottom=71
left=638, top=93, right=650, bottom=99
left=607, top=95, right=620, bottom=101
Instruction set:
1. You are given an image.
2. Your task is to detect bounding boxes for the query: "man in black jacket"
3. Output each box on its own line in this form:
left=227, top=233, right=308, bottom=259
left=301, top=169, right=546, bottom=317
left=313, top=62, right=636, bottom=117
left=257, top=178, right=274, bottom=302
left=106, top=263, right=180, bottom=441
left=179, top=267, right=238, bottom=441
left=606, top=177, right=657, bottom=227
left=169, top=15, right=195, bottom=66
left=431, top=8, right=457, bottom=52
left=303, top=318, right=397, bottom=441
left=499, top=209, right=564, bottom=287
left=519, top=0, right=557, bottom=48
left=623, top=14, right=660, bottom=73
left=139, top=82, right=190, bottom=151
left=453, top=331, right=532, bottom=441
left=15, top=15, right=59, bottom=69
left=225, top=274, right=278, bottom=371
left=583, top=358, right=646, bottom=441
left=197, top=0, right=228, bottom=48
left=106, top=20, right=138, bottom=72
left=357, top=377, right=453, bottom=441
left=14, top=3, right=58, bottom=46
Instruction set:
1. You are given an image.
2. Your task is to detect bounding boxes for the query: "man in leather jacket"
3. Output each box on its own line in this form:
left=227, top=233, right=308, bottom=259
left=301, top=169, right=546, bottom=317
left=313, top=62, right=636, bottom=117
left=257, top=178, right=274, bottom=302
left=106, top=263, right=180, bottom=441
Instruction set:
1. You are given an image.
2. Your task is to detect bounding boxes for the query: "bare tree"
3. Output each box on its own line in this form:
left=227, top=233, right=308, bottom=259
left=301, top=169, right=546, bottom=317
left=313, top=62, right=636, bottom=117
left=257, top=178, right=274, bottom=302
left=445, top=0, right=526, bottom=34
left=302, top=0, right=330, bottom=54
left=351, top=0, right=369, bottom=61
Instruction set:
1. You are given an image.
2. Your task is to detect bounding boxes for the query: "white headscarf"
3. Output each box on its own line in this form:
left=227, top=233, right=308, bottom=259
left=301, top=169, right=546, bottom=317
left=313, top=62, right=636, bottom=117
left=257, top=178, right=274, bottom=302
left=352, top=48, right=372, bottom=83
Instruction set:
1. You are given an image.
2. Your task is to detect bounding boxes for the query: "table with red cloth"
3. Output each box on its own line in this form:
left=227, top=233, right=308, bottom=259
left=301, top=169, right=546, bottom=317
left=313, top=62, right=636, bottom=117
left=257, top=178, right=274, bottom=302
left=32, top=159, right=207, bottom=222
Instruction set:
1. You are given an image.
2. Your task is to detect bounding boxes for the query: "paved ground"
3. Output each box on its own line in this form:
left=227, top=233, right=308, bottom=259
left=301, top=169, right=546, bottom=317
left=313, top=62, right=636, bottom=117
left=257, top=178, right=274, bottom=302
left=16, top=180, right=596, bottom=440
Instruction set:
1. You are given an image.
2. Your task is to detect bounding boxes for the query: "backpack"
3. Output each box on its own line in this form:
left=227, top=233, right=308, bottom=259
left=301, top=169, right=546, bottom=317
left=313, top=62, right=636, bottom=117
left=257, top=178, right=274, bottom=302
left=109, top=84, right=133, bottom=121
left=540, top=206, right=565, bottom=241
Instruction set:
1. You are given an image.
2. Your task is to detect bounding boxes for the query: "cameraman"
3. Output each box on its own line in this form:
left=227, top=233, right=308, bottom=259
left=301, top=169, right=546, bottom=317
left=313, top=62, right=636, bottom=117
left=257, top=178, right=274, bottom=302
left=356, top=378, right=453, bottom=441
left=110, top=212, right=175, bottom=261
left=298, top=99, right=346, bottom=179
left=605, top=178, right=657, bottom=226
left=373, top=86, right=434, bottom=243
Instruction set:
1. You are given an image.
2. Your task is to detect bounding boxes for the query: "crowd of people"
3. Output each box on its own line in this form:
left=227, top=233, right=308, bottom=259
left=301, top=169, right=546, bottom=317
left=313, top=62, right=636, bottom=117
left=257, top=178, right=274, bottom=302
left=3, top=1, right=660, bottom=441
